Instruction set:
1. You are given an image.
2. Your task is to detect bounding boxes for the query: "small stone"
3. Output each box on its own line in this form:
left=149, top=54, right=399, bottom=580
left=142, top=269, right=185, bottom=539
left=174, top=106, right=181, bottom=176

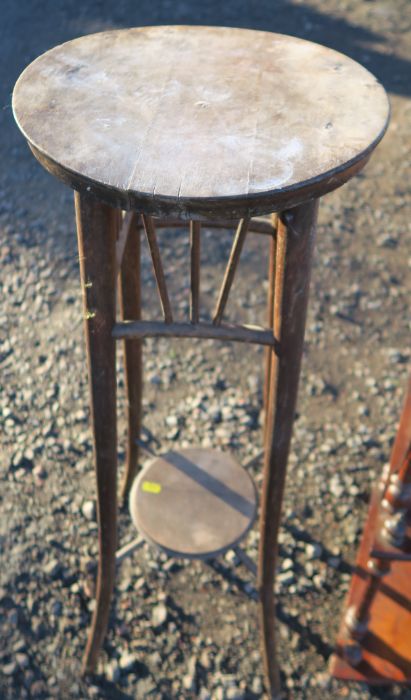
left=386, top=348, right=408, bottom=364
left=166, top=427, right=180, bottom=440
left=358, top=405, right=370, bottom=417
left=152, top=602, right=168, bottom=628
left=224, top=549, right=239, bottom=565
left=210, top=408, right=222, bottom=424
left=16, top=652, right=30, bottom=669
left=330, top=475, right=345, bottom=498
left=149, top=374, right=161, bottom=386
left=226, top=687, right=244, bottom=700
left=31, top=618, right=48, bottom=640
left=281, top=557, right=294, bottom=571
left=305, top=542, right=322, bottom=560
left=200, top=649, right=212, bottom=669
left=119, top=651, right=137, bottom=672
left=148, top=651, right=162, bottom=667
left=198, top=689, right=211, bottom=700
left=277, top=570, right=294, bottom=586
left=305, top=562, right=315, bottom=578
left=3, top=660, right=17, bottom=675
left=7, top=608, right=19, bottom=626
left=13, top=639, right=26, bottom=653
left=44, top=558, right=62, bottom=579
left=183, top=654, right=198, bottom=690
left=82, top=500, right=96, bottom=521
left=183, top=674, right=195, bottom=691
left=106, top=662, right=121, bottom=683
left=51, top=600, right=63, bottom=617
left=251, top=676, right=263, bottom=694
left=33, top=464, right=47, bottom=480
left=377, top=234, right=397, bottom=248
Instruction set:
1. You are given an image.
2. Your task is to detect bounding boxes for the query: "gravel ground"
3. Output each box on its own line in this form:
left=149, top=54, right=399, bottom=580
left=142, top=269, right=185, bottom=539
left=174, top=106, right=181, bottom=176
left=1, top=1, right=411, bottom=699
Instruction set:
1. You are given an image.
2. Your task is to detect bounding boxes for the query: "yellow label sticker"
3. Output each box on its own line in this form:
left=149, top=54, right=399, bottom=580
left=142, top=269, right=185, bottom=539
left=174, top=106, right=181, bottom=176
left=142, top=481, right=162, bottom=494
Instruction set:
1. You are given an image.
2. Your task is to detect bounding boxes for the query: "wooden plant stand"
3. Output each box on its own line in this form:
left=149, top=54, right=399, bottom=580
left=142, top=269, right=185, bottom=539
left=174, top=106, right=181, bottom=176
left=330, top=375, right=411, bottom=684
left=13, top=26, right=389, bottom=699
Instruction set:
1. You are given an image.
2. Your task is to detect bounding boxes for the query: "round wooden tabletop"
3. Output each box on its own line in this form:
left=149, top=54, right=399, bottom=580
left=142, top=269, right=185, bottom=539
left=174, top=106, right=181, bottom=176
left=13, top=26, right=389, bottom=219
left=129, top=448, right=257, bottom=559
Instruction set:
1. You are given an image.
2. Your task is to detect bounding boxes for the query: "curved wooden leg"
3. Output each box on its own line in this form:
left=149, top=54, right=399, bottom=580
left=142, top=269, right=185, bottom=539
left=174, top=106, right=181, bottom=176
left=258, top=200, right=319, bottom=699
left=119, top=213, right=142, bottom=502
left=75, top=191, right=118, bottom=675
left=263, top=214, right=277, bottom=448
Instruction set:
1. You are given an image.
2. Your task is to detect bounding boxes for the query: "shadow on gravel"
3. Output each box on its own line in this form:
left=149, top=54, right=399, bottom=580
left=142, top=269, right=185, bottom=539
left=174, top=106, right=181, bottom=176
left=4, top=0, right=411, bottom=98
left=209, top=557, right=334, bottom=659
left=90, top=680, right=135, bottom=700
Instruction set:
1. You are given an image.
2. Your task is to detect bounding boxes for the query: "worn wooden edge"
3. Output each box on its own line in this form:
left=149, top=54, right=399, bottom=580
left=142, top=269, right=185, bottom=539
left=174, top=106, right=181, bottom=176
left=25, top=134, right=382, bottom=220
left=13, top=24, right=390, bottom=219
left=136, top=217, right=275, bottom=235
left=113, top=319, right=278, bottom=348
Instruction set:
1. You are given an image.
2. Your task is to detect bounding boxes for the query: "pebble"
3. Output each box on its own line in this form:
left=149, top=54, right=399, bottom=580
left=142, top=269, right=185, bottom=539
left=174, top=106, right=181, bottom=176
left=51, top=600, right=63, bottom=617
left=16, top=652, right=29, bottom=668
left=7, top=608, right=19, bottom=626
left=251, top=676, right=263, bottom=694
left=81, top=500, right=96, bottom=521
left=105, top=661, right=121, bottom=683
left=182, top=654, right=198, bottom=690
left=44, top=559, right=62, bottom=579
left=3, top=661, right=17, bottom=675
left=305, top=542, right=323, bottom=560
left=32, top=463, right=47, bottom=480
left=277, top=570, right=295, bottom=586
left=198, top=689, right=212, bottom=700
left=119, top=651, right=137, bottom=672
left=152, top=602, right=168, bottom=628
left=226, top=687, right=245, bottom=700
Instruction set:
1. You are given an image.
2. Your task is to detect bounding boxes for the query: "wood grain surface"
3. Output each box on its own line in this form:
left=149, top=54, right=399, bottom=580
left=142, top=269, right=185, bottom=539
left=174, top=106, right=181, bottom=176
left=129, top=448, right=257, bottom=559
left=13, top=26, right=389, bottom=219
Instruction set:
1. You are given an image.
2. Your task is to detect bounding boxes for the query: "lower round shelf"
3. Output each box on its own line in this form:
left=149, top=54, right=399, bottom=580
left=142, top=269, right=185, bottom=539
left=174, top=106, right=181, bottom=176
left=129, top=447, right=257, bottom=559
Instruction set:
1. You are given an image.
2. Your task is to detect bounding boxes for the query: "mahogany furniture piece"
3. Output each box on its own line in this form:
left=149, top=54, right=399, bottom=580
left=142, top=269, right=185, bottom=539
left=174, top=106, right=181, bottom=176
left=330, top=375, right=411, bottom=684
left=13, top=26, right=389, bottom=699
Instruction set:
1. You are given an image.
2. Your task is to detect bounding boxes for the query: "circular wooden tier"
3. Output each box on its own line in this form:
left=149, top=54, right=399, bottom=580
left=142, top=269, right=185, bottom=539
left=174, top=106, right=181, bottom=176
left=13, top=26, right=389, bottom=219
left=129, top=448, right=257, bottom=559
